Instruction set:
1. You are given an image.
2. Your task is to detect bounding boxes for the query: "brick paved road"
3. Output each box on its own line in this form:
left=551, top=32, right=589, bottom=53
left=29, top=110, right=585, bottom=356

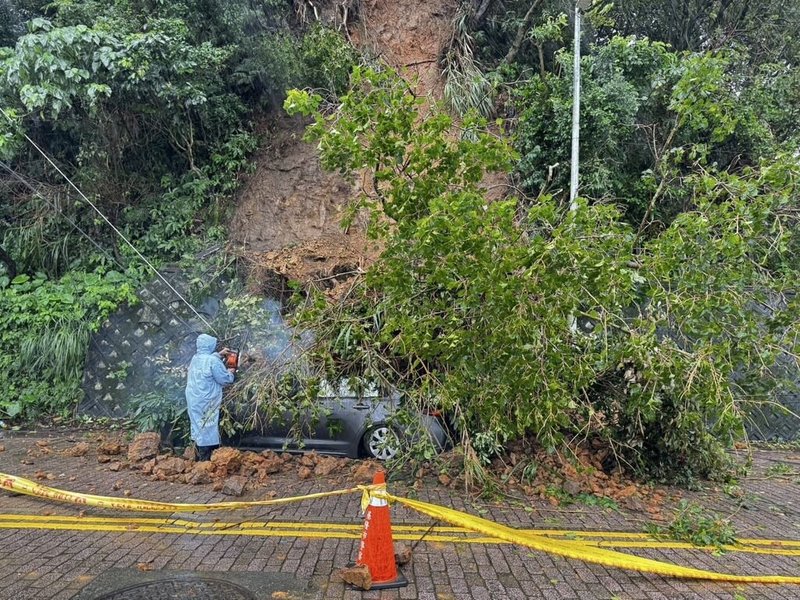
left=1, top=430, right=799, bottom=600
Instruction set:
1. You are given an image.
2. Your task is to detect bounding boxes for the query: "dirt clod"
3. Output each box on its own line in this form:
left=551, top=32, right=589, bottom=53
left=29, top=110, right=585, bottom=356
left=337, top=565, right=372, bottom=590
left=211, top=447, right=242, bottom=476
left=127, top=433, right=160, bottom=462
left=314, top=456, right=341, bottom=477
left=395, top=544, right=413, bottom=566
left=352, top=461, right=381, bottom=483
left=154, top=457, right=187, bottom=477
left=62, top=442, right=90, bottom=457
left=98, top=441, right=123, bottom=456
left=222, top=475, right=248, bottom=497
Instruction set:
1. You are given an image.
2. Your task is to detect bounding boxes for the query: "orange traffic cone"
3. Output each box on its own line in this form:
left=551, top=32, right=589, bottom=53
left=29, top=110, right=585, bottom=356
left=355, top=471, right=407, bottom=589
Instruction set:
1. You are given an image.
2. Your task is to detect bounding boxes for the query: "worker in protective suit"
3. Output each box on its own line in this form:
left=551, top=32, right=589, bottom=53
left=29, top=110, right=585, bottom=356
left=185, top=333, right=235, bottom=461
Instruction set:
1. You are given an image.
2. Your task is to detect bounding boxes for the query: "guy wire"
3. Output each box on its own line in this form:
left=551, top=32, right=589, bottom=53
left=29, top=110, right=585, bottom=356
left=0, top=107, right=217, bottom=334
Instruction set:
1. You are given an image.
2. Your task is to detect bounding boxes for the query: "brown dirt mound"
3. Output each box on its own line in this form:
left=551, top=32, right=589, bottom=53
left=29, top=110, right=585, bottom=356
left=230, top=115, right=362, bottom=255
left=350, top=0, right=457, bottom=100
left=230, top=115, right=379, bottom=295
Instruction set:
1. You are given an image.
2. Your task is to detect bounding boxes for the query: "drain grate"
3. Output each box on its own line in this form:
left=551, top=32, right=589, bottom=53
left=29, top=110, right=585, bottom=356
left=91, top=577, right=257, bottom=600
left=74, top=569, right=312, bottom=600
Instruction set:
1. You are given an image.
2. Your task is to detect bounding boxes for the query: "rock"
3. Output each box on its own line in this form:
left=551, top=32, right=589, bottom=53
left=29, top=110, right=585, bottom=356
left=438, top=473, right=452, bottom=487
left=395, top=544, right=413, bottom=566
left=63, top=442, right=90, bottom=457
left=314, top=456, right=341, bottom=477
left=212, top=480, right=224, bottom=492
left=108, top=462, right=122, bottom=472
left=187, top=470, right=212, bottom=485
left=297, top=466, right=312, bottom=480
left=210, top=447, right=241, bottom=476
left=98, top=441, right=123, bottom=456
left=182, top=446, right=198, bottom=461
left=563, top=480, right=582, bottom=497
left=222, top=475, right=248, bottom=496
left=140, top=458, right=156, bottom=475
left=337, top=565, right=372, bottom=590
left=97, top=455, right=113, bottom=464
left=352, top=461, right=381, bottom=483
left=127, top=433, right=160, bottom=462
left=0, top=445, right=5, bottom=453
left=154, top=457, right=187, bottom=477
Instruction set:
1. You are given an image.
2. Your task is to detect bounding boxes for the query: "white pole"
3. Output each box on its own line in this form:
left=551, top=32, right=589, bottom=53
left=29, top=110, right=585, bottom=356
left=569, top=1, right=582, bottom=211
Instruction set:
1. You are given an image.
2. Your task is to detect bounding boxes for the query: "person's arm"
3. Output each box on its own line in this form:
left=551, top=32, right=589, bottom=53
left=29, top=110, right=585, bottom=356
left=210, top=356, right=235, bottom=385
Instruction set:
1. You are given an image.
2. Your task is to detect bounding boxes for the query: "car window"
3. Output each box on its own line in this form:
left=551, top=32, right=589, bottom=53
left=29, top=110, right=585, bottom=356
left=317, top=379, right=379, bottom=399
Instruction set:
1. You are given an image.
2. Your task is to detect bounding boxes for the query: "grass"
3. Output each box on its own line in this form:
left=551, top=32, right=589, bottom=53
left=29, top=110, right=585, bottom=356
left=645, top=500, right=737, bottom=552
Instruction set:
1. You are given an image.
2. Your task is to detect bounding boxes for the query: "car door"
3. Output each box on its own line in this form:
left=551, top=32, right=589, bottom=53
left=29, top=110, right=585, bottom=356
left=301, top=380, right=381, bottom=457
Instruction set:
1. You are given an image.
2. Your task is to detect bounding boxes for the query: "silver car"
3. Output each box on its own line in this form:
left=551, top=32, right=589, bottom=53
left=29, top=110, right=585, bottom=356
left=233, top=381, right=450, bottom=460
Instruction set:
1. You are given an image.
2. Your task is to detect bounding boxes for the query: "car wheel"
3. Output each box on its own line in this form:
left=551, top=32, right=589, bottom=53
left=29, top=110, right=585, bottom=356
left=362, top=425, right=399, bottom=460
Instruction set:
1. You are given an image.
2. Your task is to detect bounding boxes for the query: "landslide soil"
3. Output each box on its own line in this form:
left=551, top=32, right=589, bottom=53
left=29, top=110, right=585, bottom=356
left=230, top=0, right=457, bottom=291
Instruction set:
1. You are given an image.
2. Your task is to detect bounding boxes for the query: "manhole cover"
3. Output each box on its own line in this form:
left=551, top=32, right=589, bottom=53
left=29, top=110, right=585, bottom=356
left=92, top=577, right=257, bottom=600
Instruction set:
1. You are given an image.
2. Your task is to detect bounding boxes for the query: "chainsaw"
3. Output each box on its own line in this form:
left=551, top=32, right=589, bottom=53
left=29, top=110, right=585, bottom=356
left=222, top=331, right=249, bottom=373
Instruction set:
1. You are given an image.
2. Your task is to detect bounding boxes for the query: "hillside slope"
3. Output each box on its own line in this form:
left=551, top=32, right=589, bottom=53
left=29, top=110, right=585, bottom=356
left=230, top=0, right=456, bottom=293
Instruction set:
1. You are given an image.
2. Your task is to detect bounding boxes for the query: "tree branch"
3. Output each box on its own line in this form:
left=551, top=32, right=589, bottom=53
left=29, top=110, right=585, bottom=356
left=471, top=0, right=496, bottom=28
left=502, top=0, right=544, bottom=65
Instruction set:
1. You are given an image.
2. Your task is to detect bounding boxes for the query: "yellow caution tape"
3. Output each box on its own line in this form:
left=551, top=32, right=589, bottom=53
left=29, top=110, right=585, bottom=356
left=384, top=492, right=800, bottom=584
left=3, top=471, right=800, bottom=584
left=1, top=514, right=800, bottom=556
left=0, top=472, right=368, bottom=512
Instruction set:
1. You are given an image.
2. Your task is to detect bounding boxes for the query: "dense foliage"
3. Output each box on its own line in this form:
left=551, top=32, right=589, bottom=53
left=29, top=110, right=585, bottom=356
left=0, top=270, right=136, bottom=419
left=0, top=0, right=355, bottom=420
left=287, top=66, right=800, bottom=482
left=1, top=0, right=798, bottom=487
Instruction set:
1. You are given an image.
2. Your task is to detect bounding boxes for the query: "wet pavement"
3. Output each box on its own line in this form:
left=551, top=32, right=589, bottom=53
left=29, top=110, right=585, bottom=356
left=1, top=430, right=800, bottom=599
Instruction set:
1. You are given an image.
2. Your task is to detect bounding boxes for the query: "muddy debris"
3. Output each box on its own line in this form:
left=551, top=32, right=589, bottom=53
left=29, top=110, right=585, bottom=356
left=314, top=456, right=343, bottom=477
left=337, top=564, right=372, bottom=590
left=62, top=442, right=90, bottom=457
left=127, top=433, right=160, bottom=462
left=98, top=441, right=124, bottom=456
left=153, top=457, right=187, bottom=478
left=210, top=447, right=242, bottom=476
left=395, top=544, right=413, bottom=566
left=351, top=461, right=381, bottom=483
left=222, top=475, right=249, bottom=497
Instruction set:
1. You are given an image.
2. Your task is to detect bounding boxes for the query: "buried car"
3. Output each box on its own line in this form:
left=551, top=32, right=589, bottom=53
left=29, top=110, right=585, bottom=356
left=230, top=380, right=450, bottom=460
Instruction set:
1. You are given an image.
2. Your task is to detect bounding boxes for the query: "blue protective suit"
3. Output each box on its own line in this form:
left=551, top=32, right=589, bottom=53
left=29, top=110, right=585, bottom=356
left=185, top=334, right=234, bottom=446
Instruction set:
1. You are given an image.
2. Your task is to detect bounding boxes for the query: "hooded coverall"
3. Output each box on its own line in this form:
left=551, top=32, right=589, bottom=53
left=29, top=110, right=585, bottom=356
left=185, top=333, right=234, bottom=460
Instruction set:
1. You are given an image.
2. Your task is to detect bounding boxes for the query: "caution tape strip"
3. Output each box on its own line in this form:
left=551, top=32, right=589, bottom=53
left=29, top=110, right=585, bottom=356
left=2, top=472, right=800, bottom=584
left=1, top=514, right=800, bottom=557
left=385, top=493, right=800, bottom=584
left=0, top=472, right=369, bottom=512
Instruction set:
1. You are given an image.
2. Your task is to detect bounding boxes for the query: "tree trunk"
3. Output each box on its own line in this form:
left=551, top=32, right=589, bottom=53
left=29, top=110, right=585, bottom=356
left=503, top=0, right=544, bottom=64
left=471, top=0, right=496, bottom=28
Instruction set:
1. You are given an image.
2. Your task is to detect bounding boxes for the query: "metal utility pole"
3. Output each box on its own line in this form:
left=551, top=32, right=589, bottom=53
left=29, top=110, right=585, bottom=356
left=569, top=0, right=589, bottom=210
